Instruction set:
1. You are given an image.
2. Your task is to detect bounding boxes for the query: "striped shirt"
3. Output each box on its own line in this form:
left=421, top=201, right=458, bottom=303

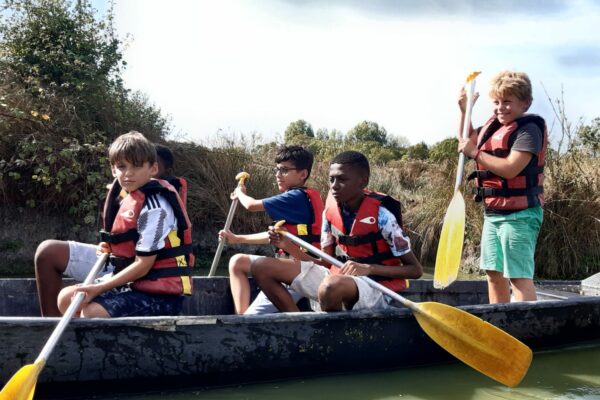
left=136, top=192, right=177, bottom=255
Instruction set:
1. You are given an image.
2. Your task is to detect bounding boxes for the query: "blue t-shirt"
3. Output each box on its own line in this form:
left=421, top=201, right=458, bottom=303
left=262, top=188, right=313, bottom=224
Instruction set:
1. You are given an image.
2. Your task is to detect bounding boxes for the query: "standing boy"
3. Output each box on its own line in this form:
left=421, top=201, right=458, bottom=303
left=219, top=145, right=323, bottom=314
left=35, top=142, right=189, bottom=316
left=251, top=151, right=422, bottom=312
left=457, top=71, right=547, bottom=303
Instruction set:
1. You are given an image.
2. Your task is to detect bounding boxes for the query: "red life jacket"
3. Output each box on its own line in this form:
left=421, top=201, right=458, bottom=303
left=324, top=190, right=408, bottom=292
left=100, top=179, right=194, bottom=295
left=281, top=187, right=324, bottom=250
left=468, top=114, right=547, bottom=212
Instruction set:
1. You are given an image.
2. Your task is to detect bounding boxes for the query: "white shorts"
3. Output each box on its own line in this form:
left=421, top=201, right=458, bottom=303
left=244, top=255, right=305, bottom=315
left=290, top=261, right=395, bottom=311
left=244, top=288, right=305, bottom=315
left=64, top=241, right=114, bottom=282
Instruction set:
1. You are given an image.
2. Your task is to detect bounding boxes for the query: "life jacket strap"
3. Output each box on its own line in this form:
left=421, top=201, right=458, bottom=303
left=141, top=266, right=193, bottom=281
left=472, top=186, right=544, bottom=198
left=467, top=165, right=544, bottom=182
left=155, top=244, right=194, bottom=260
left=100, top=229, right=139, bottom=244
left=336, top=251, right=395, bottom=265
left=335, top=231, right=383, bottom=246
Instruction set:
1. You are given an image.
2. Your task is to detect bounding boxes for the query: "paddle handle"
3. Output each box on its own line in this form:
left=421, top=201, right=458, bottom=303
left=208, top=172, right=250, bottom=277
left=35, top=252, right=109, bottom=364
left=454, top=76, right=478, bottom=192
left=279, top=229, right=417, bottom=312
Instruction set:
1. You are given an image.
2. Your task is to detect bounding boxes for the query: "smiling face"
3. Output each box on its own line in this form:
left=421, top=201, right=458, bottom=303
left=328, top=163, right=368, bottom=208
left=492, top=93, right=531, bottom=125
left=111, top=159, right=158, bottom=193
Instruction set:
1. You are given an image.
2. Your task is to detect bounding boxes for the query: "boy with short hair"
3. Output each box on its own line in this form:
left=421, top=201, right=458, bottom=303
left=219, top=145, right=323, bottom=314
left=48, top=132, right=193, bottom=317
left=458, top=70, right=547, bottom=304
left=251, top=151, right=423, bottom=312
left=35, top=142, right=186, bottom=316
left=155, top=143, right=188, bottom=206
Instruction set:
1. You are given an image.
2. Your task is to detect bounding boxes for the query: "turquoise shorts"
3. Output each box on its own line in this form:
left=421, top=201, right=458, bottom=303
left=480, top=207, right=543, bottom=279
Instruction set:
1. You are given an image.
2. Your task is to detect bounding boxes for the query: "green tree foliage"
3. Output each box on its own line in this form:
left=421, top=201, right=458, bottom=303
left=404, top=141, right=429, bottom=160
left=346, top=120, right=388, bottom=145
left=429, top=137, right=458, bottom=162
left=0, top=0, right=170, bottom=225
left=284, top=119, right=314, bottom=143
left=577, top=117, right=600, bottom=157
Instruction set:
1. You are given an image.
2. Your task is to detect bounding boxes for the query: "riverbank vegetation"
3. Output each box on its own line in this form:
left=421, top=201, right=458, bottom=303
left=1, top=0, right=598, bottom=278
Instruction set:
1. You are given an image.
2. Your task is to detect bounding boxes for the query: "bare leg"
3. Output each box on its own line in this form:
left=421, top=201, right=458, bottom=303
left=228, top=254, right=252, bottom=314
left=510, top=278, right=537, bottom=301
left=318, top=275, right=359, bottom=311
left=486, top=270, right=510, bottom=304
left=251, top=258, right=301, bottom=312
left=57, top=285, right=80, bottom=316
left=35, top=240, right=70, bottom=316
left=81, top=303, right=110, bottom=318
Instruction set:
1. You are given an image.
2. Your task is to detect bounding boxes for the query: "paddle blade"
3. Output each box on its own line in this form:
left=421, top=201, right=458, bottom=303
left=434, top=191, right=466, bottom=289
left=414, top=302, right=532, bottom=387
left=0, top=361, right=44, bottom=400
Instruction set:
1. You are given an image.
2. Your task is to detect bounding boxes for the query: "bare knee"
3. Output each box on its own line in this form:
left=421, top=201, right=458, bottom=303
left=35, top=240, right=69, bottom=275
left=81, top=302, right=110, bottom=318
left=318, top=275, right=346, bottom=306
left=57, top=286, right=78, bottom=315
left=229, top=254, right=251, bottom=276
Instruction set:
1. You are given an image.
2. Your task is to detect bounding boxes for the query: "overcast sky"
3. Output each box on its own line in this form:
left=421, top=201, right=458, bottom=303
left=97, top=0, right=600, bottom=145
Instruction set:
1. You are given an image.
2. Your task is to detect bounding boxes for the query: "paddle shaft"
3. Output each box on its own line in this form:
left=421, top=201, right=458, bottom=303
left=208, top=198, right=239, bottom=277
left=279, top=231, right=416, bottom=311
left=208, top=174, right=248, bottom=277
left=35, top=252, right=108, bottom=364
left=454, top=77, right=477, bottom=192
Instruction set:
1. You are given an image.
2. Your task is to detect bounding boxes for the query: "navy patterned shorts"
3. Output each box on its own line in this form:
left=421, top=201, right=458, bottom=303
left=92, top=287, right=184, bottom=317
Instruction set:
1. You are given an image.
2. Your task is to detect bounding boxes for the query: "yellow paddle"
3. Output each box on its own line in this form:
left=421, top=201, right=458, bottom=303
left=0, top=253, right=109, bottom=400
left=434, top=71, right=481, bottom=289
left=208, top=171, right=250, bottom=277
left=273, top=220, right=532, bottom=387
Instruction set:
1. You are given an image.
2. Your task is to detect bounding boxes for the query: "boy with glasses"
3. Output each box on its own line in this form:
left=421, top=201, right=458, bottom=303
left=219, top=145, right=323, bottom=314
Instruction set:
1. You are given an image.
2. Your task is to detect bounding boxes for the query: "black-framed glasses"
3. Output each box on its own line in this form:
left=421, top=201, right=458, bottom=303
left=272, top=167, right=299, bottom=175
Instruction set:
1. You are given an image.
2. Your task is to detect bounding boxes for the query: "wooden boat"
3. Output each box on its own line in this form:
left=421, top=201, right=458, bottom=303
left=1, top=276, right=600, bottom=397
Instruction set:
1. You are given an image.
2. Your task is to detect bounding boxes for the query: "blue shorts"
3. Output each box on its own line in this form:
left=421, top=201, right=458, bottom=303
left=480, top=207, right=543, bottom=279
left=92, top=288, right=183, bottom=317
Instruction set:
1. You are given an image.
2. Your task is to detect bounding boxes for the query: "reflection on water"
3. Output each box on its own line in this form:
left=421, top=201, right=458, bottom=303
left=98, top=342, right=600, bottom=400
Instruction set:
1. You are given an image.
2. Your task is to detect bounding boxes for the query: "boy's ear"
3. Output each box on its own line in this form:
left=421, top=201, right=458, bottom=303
left=111, top=165, right=117, bottom=178
left=150, top=162, right=159, bottom=177
left=299, top=168, right=309, bottom=182
left=360, top=173, right=369, bottom=189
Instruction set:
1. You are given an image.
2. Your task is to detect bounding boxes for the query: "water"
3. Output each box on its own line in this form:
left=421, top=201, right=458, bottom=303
left=83, top=342, right=600, bottom=400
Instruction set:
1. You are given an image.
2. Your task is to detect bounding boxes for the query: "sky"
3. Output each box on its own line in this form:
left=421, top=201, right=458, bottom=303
left=96, top=0, right=600, bottom=146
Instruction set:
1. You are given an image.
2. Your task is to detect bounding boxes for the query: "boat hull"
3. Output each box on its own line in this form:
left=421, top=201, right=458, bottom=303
left=1, top=278, right=599, bottom=395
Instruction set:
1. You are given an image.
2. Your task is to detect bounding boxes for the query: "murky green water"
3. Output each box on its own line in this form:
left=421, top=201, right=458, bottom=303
left=85, top=342, right=600, bottom=400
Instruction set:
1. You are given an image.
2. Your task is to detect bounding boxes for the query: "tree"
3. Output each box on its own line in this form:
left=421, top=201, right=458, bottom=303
left=405, top=141, right=430, bottom=160
left=346, top=121, right=388, bottom=146
left=577, top=117, right=600, bottom=157
left=0, top=0, right=170, bottom=223
left=429, top=137, right=458, bottom=162
left=284, top=119, right=314, bottom=143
